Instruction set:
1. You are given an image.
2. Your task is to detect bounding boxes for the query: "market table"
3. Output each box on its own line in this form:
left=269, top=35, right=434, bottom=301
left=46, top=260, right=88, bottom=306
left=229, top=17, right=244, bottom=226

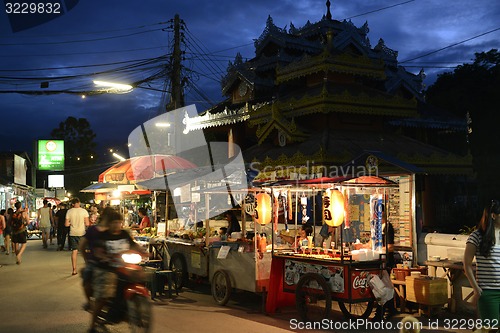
left=424, top=259, right=475, bottom=313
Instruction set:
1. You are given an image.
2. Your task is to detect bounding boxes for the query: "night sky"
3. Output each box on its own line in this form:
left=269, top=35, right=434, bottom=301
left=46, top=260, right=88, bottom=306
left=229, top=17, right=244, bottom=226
left=1, top=0, right=499, bottom=160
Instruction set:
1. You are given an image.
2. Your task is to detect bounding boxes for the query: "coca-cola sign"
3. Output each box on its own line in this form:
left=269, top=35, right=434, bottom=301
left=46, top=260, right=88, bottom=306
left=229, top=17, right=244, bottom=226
left=352, top=275, right=368, bottom=289
left=352, top=271, right=370, bottom=295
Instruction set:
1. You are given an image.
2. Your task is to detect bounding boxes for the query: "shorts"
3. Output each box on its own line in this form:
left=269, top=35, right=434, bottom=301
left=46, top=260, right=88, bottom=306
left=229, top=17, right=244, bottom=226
left=92, top=267, right=118, bottom=299
left=0, top=234, right=4, bottom=246
left=69, top=236, right=81, bottom=250
left=12, top=231, right=27, bottom=244
left=39, top=226, right=51, bottom=234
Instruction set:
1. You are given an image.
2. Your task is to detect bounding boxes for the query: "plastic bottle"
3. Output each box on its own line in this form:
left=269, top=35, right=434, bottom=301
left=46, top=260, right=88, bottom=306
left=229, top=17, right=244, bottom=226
left=259, top=234, right=267, bottom=253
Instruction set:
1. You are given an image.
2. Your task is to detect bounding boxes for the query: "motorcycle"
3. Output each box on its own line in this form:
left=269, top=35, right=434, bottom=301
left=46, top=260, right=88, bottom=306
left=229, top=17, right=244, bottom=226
left=94, top=251, right=152, bottom=333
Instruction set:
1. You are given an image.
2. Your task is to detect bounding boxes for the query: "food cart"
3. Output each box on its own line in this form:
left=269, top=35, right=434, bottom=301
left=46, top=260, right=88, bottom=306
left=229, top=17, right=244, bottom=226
left=262, top=176, right=405, bottom=320
left=159, top=189, right=273, bottom=306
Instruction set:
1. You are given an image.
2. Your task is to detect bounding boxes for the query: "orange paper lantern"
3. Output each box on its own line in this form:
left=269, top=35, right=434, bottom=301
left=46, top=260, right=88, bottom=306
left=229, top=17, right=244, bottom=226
left=323, top=188, right=345, bottom=227
left=255, top=193, right=272, bottom=225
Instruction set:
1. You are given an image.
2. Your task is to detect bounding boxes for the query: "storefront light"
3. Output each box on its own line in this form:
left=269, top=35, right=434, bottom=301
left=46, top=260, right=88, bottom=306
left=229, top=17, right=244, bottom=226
left=255, top=193, right=272, bottom=225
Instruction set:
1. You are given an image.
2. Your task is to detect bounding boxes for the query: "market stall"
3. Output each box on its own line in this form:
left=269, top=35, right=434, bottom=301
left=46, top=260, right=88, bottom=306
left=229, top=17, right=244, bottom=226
left=137, top=171, right=273, bottom=305
left=259, top=175, right=414, bottom=320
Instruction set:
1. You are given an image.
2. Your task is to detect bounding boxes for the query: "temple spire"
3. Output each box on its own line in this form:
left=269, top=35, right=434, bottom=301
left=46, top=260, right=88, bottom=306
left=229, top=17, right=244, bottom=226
left=326, top=0, right=332, bottom=20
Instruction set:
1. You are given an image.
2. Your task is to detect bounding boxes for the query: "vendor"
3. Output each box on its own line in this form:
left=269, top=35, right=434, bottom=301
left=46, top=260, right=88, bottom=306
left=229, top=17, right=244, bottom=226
left=319, top=224, right=335, bottom=247
left=224, top=211, right=241, bottom=237
left=219, top=227, right=228, bottom=240
left=281, top=224, right=313, bottom=249
left=131, top=207, right=151, bottom=233
left=182, top=212, right=195, bottom=230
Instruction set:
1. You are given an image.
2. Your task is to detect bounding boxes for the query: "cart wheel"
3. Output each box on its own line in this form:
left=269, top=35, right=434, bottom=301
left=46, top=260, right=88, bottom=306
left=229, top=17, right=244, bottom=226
left=169, top=253, right=188, bottom=290
left=211, top=270, right=232, bottom=306
left=338, top=300, right=374, bottom=319
left=295, top=273, right=332, bottom=322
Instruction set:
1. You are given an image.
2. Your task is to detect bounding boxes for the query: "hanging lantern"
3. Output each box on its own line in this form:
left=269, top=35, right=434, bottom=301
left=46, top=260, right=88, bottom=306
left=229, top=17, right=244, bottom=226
left=323, top=188, right=345, bottom=227
left=255, top=193, right=272, bottom=225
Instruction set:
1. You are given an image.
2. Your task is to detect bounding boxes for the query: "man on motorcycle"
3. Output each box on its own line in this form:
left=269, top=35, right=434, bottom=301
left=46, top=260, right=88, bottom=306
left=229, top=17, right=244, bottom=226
left=79, top=207, right=116, bottom=312
left=88, top=210, right=146, bottom=333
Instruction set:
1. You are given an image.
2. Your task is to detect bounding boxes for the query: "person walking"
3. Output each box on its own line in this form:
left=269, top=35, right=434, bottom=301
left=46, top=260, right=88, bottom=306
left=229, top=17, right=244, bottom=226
left=65, top=197, right=89, bottom=275
left=464, top=200, right=500, bottom=328
left=11, top=201, right=28, bottom=264
left=2, top=209, right=12, bottom=255
left=0, top=210, right=5, bottom=253
left=88, top=206, right=99, bottom=226
left=55, top=202, right=69, bottom=251
left=37, top=199, right=53, bottom=248
left=5, top=208, right=14, bottom=254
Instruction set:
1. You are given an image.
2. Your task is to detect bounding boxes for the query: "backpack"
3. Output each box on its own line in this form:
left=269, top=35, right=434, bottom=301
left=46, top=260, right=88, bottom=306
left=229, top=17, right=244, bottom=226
left=11, top=211, right=24, bottom=231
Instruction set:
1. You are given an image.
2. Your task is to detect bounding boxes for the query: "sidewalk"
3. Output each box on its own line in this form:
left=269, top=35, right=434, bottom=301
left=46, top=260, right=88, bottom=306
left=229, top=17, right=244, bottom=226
left=0, top=239, right=479, bottom=333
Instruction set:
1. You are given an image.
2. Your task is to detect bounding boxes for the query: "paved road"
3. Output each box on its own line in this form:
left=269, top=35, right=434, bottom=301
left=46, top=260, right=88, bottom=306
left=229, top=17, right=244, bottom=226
left=0, top=238, right=477, bottom=333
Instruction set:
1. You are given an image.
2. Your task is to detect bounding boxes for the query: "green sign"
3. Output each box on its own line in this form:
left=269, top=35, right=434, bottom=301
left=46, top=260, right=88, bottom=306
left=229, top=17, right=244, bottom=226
left=38, top=140, right=64, bottom=171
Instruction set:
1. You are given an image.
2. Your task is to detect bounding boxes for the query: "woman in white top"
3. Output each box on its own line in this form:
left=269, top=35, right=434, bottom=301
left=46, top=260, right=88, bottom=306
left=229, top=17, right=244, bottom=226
left=464, top=200, right=500, bottom=328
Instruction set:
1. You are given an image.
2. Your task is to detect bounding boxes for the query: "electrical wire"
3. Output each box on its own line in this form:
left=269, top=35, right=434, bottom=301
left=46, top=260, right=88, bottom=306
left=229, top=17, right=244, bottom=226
left=0, top=28, right=166, bottom=46
left=344, top=0, right=416, bottom=20
left=400, top=27, right=500, bottom=63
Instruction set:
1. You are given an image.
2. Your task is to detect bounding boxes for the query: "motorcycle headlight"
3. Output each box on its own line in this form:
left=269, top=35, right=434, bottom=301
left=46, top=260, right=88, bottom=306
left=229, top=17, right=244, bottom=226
left=121, top=253, right=142, bottom=264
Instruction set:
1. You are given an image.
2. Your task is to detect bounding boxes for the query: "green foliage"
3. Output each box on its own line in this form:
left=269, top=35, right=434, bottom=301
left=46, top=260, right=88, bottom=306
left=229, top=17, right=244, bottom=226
left=51, top=116, right=97, bottom=165
left=426, top=49, right=500, bottom=202
left=50, top=116, right=98, bottom=198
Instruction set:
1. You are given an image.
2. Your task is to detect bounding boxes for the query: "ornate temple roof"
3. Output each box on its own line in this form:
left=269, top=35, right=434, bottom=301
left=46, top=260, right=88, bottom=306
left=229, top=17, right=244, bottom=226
left=213, top=3, right=425, bottom=122
left=188, top=1, right=470, bottom=176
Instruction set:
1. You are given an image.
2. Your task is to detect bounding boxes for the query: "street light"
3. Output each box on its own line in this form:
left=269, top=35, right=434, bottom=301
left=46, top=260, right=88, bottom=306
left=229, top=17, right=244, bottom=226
left=112, top=153, right=126, bottom=161
left=93, top=80, right=133, bottom=93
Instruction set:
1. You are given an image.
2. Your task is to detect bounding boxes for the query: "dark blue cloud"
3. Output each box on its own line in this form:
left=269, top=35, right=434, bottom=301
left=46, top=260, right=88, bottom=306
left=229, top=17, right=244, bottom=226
left=0, top=0, right=498, bottom=156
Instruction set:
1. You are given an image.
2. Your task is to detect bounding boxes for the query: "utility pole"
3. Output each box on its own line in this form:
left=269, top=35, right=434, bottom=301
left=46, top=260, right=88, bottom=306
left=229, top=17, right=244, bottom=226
left=166, top=14, right=185, bottom=111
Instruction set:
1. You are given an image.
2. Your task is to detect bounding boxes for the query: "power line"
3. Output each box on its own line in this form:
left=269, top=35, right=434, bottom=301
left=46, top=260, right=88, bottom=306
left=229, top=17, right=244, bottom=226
left=0, top=55, right=167, bottom=73
left=344, top=0, right=415, bottom=20
left=400, top=27, right=500, bottom=63
left=1, top=21, right=169, bottom=39
left=0, top=28, right=165, bottom=46
left=0, top=45, right=167, bottom=58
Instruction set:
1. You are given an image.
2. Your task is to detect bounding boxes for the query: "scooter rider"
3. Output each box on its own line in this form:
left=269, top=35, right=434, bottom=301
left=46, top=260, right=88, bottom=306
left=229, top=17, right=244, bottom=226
left=88, top=210, right=146, bottom=333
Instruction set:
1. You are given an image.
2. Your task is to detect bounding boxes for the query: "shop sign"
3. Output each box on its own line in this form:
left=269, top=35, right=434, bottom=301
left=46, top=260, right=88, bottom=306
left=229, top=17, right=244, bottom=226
left=38, top=140, right=64, bottom=171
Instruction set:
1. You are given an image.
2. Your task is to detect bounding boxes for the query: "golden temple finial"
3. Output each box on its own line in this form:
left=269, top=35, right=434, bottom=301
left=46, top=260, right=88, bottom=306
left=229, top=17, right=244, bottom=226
left=326, top=0, right=332, bottom=20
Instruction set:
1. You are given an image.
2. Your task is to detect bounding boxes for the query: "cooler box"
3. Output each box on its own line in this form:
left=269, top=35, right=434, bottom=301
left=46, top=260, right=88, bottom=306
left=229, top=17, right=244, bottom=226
left=405, top=275, right=448, bottom=305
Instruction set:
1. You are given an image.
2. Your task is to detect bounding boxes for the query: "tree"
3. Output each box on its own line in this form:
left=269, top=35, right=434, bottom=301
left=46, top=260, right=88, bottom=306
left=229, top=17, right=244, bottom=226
left=426, top=49, right=500, bottom=204
left=50, top=116, right=98, bottom=198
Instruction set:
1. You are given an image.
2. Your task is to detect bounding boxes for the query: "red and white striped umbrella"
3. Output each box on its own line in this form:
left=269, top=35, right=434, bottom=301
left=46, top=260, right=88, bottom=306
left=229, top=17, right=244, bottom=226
left=98, top=154, right=197, bottom=184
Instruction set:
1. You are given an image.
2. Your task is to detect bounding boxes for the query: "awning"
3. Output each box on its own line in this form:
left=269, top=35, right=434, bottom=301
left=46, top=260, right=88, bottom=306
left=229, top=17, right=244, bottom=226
left=98, top=154, right=197, bottom=184
left=80, top=183, right=118, bottom=193
left=136, top=164, right=248, bottom=191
